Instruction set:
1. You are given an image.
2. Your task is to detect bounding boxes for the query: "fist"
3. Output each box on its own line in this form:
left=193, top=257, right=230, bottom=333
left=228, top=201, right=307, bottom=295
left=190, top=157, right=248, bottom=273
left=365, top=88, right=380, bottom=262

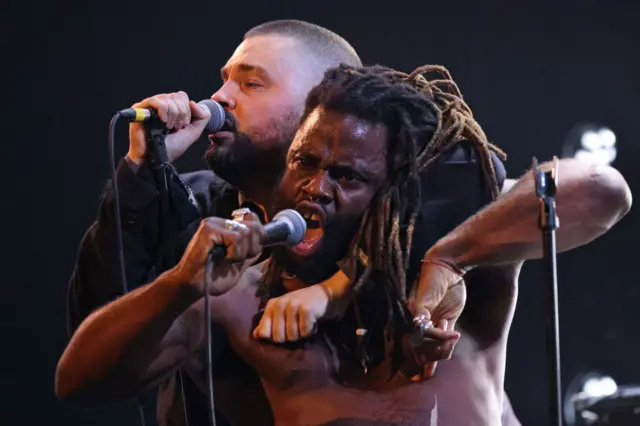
left=405, top=258, right=466, bottom=379
left=173, top=213, right=264, bottom=296
left=127, top=91, right=212, bottom=165
left=253, top=285, right=330, bottom=343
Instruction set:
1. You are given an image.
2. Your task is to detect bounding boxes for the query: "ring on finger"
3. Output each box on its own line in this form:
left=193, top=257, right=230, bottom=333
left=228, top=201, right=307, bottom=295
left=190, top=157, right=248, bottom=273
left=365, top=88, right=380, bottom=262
left=413, top=314, right=433, bottom=334
left=232, top=208, right=252, bottom=222
left=224, top=219, right=247, bottom=232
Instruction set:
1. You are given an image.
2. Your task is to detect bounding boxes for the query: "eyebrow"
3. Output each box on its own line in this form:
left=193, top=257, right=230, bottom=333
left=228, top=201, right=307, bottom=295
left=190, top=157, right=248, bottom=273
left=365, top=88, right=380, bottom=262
left=294, top=148, right=377, bottom=180
left=220, top=63, right=268, bottom=80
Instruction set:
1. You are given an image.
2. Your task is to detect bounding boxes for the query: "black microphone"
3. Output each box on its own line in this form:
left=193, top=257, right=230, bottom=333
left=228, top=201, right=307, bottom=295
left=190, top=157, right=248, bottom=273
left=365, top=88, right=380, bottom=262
left=118, top=99, right=226, bottom=134
left=209, top=209, right=307, bottom=262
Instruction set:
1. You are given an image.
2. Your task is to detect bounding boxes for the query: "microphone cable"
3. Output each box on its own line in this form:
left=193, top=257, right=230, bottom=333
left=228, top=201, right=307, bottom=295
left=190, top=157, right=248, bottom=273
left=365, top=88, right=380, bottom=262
left=109, top=112, right=220, bottom=426
left=108, top=112, right=147, bottom=426
left=204, top=252, right=218, bottom=426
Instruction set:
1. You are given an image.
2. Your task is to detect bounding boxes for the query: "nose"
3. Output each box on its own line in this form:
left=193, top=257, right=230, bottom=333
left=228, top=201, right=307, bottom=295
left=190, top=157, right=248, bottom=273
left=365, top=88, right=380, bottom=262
left=302, top=170, right=333, bottom=205
left=211, top=84, right=236, bottom=110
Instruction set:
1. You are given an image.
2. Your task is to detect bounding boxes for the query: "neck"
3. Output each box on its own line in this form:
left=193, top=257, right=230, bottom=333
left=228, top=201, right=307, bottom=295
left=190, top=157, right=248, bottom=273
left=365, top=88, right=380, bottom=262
left=238, top=180, right=278, bottom=220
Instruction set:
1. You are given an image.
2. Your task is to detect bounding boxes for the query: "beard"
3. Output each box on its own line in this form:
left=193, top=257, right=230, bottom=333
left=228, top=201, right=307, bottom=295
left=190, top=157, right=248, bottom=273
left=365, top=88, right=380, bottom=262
left=204, top=110, right=298, bottom=191
left=205, top=131, right=287, bottom=190
left=273, top=214, right=362, bottom=284
left=272, top=188, right=364, bottom=284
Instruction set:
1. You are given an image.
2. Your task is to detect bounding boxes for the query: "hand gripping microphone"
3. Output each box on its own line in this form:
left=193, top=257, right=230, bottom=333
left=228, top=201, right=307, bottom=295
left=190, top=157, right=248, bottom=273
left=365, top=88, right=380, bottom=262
left=209, top=209, right=307, bottom=262
left=118, top=99, right=227, bottom=133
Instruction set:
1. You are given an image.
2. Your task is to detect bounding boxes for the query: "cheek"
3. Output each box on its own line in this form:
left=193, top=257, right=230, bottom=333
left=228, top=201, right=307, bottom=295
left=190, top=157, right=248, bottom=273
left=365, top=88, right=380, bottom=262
left=337, top=186, right=378, bottom=215
left=240, top=93, right=301, bottom=141
left=278, top=169, right=304, bottom=199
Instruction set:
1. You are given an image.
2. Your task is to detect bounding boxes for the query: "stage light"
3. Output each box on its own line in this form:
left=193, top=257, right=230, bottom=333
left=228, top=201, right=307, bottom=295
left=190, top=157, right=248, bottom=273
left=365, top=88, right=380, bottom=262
left=564, top=372, right=618, bottom=425
left=562, top=124, right=617, bottom=166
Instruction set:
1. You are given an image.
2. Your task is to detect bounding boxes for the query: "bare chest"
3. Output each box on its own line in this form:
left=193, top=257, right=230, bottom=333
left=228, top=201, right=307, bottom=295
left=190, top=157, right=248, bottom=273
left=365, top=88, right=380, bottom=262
left=211, top=286, right=501, bottom=426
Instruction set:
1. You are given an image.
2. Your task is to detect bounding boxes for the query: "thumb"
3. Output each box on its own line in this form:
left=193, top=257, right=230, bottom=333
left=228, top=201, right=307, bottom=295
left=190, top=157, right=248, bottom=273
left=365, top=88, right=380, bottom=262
left=189, top=100, right=211, bottom=120
left=411, top=261, right=452, bottom=316
left=409, top=300, right=433, bottom=322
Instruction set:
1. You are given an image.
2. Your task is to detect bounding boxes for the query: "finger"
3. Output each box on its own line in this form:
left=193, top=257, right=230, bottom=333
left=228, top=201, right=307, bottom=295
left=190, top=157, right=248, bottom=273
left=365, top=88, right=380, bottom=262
left=423, top=361, right=438, bottom=378
left=411, top=260, right=455, bottom=316
left=436, top=319, right=448, bottom=332
left=134, top=95, right=169, bottom=123
left=285, top=302, right=299, bottom=342
left=421, top=326, right=460, bottom=342
left=227, top=221, right=251, bottom=261
left=172, top=92, right=191, bottom=129
left=239, top=213, right=265, bottom=258
left=254, top=304, right=273, bottom=340
left=270, top=301, right=286, bottom=343
left=190, top=100, right=211, bottom=120
left=298, top=305, right=316, bottom=338
left=439, top=338, right=458, bottom=360
left=202, top=218, right=243, bottom=261
left=164, top=96, right=180, bottom=129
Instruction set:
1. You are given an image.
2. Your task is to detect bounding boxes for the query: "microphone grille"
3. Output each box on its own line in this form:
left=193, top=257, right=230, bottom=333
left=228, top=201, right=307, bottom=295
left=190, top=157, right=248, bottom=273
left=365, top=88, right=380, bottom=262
left=273, top=209, right=307, bottom=245
left=199, top=99, right=226, bottom=133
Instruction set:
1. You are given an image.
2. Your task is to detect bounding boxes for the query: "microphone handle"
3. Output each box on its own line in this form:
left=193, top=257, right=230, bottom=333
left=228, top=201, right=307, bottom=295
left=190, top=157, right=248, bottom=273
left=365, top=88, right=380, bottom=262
left=209, top=245, right=227, bottom=263
left=208, top=220, right=293, bottom=263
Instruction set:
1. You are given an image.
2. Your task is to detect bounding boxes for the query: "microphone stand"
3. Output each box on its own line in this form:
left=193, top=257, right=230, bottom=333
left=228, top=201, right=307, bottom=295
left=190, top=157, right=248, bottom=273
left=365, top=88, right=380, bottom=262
left=533, top=156, right=562, bottom=426
left=145, top=121, right=176, bottom=268
left=144, top=120, right=194, bottom=425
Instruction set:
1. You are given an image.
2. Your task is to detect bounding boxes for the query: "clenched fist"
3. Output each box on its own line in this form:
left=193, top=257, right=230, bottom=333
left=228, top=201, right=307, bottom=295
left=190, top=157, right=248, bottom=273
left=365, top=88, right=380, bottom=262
left=172, top=213, right=264, bottom=296
left=127, top=91, right=212, bottom=165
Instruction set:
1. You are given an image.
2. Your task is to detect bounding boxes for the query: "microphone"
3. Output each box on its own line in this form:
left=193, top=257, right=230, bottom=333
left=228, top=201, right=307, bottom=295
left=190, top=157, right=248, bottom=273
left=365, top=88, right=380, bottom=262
left=118, top=99, right=226, bottom=134
left=210, top=209, right=307, bottom=262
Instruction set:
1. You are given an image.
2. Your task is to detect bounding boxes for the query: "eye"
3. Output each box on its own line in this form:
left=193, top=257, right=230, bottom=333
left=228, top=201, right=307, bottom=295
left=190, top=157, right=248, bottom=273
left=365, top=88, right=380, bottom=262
left=243, top=80, right=263, bottom=89
left=294, top=155, right=316, bottom=170
left=339, top=172, right=356, bottom=183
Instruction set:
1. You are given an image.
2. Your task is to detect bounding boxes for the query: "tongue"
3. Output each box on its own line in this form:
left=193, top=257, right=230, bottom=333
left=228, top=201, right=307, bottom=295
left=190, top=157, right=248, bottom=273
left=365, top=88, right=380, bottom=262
left=291, top=228, right=324, bottom=256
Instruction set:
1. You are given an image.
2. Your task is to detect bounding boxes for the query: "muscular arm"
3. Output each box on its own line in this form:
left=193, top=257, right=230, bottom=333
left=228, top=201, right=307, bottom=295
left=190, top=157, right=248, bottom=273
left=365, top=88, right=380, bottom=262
left=56, top=269, right=209, bottom=406
left=428, top=158, right=632, bottom=268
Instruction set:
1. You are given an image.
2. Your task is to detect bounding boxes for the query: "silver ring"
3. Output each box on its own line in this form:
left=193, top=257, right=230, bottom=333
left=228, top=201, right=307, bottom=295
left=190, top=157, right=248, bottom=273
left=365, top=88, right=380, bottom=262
left=413, top=314, right=433, bottom=334
left=232, top=208, right=252, bottom=222
left=224, top=220, right=247, bottom=232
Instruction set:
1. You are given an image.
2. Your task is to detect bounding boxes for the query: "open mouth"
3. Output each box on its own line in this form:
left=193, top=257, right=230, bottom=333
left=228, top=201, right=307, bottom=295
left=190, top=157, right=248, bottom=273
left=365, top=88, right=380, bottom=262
left=289, top=202, right=326, bottom=257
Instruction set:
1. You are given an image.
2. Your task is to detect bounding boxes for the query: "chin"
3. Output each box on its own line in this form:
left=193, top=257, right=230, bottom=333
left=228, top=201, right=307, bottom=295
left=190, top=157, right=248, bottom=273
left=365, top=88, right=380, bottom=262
left=282, top=237, right=348, bottom=285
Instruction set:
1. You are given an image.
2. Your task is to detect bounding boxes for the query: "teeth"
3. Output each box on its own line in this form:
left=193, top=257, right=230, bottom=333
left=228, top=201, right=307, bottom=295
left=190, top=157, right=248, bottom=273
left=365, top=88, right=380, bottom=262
left=301, top=212, right=320, bottom=222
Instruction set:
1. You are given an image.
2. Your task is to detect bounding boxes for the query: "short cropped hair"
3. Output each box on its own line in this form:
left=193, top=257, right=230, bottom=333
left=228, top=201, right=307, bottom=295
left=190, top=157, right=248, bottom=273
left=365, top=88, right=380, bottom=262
left=245, top=20, right=362, bottom=70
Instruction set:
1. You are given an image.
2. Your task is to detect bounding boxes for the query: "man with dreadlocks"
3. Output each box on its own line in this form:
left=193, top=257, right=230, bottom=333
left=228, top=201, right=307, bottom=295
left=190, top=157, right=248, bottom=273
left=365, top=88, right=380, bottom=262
left=56, top=63, right=630, bottom=425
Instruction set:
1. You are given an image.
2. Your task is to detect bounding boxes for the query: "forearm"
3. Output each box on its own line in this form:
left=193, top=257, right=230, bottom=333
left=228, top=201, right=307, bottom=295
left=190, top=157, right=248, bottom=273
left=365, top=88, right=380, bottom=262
left=56, top=268, right=201, bottom=404
left=428, top=159, right=632, bottom=269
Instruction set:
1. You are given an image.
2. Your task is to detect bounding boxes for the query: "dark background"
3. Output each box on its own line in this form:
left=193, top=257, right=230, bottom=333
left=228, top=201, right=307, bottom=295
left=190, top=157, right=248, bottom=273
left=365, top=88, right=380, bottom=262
left=4, top=1, right=639, bottom=425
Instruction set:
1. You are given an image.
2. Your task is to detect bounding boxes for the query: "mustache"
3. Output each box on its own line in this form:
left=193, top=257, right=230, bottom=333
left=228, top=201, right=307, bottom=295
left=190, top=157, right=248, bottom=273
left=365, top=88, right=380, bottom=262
left=220, top=111, right=239, bottom=133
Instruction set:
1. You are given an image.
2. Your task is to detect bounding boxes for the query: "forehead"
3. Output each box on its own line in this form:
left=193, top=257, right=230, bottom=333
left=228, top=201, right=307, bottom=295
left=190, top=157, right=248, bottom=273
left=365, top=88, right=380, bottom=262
left=292, top=107, right=388, bottom=166
left=223, top=35, right=303, bottom=79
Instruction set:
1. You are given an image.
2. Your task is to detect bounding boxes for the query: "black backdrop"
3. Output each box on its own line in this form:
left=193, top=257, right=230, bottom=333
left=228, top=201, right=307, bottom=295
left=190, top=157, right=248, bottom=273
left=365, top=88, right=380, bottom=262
left=4, top=2, right=640, bottom=425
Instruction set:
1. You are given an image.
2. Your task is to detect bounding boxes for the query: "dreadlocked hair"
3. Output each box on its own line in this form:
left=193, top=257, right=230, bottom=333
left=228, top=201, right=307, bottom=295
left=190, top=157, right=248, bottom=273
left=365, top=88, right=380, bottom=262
left=260, top=63, right=506, bottom=373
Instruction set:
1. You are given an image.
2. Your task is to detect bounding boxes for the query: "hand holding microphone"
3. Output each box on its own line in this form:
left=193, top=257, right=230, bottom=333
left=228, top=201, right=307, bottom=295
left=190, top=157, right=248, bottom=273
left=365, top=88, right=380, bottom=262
left=123, top=91, right=225, bottom=166
left=171, top=209, right=306, bottom=296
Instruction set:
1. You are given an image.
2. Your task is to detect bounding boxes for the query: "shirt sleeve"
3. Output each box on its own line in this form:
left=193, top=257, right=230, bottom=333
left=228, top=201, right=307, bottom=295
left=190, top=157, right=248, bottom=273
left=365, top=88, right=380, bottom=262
left=406, top=141, right=506, bottom=286
left=66, top=159, right=205, bottom=334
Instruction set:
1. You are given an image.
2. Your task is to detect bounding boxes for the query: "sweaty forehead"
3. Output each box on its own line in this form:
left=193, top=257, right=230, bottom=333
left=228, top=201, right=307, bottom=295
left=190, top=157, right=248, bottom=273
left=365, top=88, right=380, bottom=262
left=292, top=107, right=388, bottom=168
left=224, top=35, right=306, bottom=80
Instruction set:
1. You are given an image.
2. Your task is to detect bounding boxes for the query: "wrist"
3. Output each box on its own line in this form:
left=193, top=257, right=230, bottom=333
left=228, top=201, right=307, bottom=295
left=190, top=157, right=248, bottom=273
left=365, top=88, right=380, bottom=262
left=319, top=270, right=351, bottom=319
left=162, top=267, right=203, bottom=299
left=423, top=242, right=473, bottom=275
left=125, top=152, right=145, bottom=167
